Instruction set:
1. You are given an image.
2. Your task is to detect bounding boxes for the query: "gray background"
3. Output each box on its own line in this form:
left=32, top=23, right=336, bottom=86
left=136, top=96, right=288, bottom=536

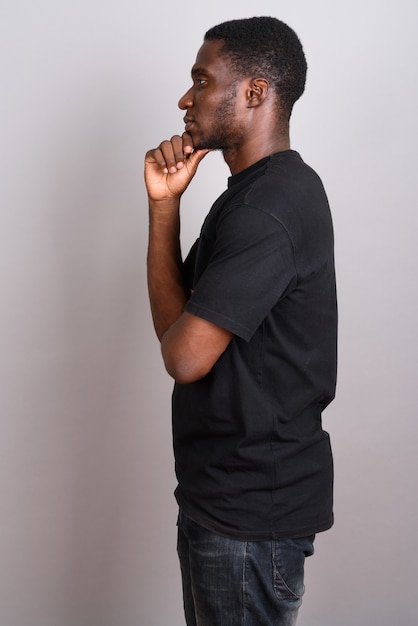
left=1, top=0, right=417, bottom=624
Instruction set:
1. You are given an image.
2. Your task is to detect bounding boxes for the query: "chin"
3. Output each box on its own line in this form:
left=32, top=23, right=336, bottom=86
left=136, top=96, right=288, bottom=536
left=194, top=141, right=224, bottom=151
left=194, top=134, right=230, bottom=152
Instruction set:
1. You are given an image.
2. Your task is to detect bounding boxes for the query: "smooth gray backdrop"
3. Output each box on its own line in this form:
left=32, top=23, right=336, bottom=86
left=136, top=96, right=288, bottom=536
left=1, top=1, right=417, bottom=624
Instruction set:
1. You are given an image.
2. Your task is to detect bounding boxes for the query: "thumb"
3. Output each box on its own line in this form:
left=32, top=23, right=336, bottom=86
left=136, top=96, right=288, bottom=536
left=187, top=148, right=211, bottom=170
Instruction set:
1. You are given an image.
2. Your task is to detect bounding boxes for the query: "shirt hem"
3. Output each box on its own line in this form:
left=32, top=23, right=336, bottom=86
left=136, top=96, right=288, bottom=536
left=175, top=491, right=334, bottom=542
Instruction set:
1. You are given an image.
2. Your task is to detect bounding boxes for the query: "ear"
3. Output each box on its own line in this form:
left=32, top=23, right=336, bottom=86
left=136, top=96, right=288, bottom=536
left=247, top=78, right=270, bottom=108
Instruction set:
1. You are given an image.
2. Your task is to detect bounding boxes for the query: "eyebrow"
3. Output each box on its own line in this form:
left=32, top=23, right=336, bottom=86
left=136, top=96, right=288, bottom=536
left=191, top=66, right=208, bottom=77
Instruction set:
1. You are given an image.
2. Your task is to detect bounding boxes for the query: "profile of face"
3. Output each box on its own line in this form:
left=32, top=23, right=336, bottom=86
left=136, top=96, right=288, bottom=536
left=178, top=40, right=246, bottom=151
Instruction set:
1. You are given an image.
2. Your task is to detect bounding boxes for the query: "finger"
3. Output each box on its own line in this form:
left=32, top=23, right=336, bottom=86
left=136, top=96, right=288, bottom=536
left=145, top=146, right=170, bottom=174
left=145, top=148, right=163, bottom=165
left=182, top=132, right=194, bottom=155
left=158, top=139, right=179, bottom=174
left=170, top=135, right=187, bottom=169
left=159, top=135, right=190, bottom=174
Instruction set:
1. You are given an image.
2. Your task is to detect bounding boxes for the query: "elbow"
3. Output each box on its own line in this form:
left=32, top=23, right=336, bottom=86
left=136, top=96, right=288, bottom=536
left=161, top=342, right=209, bottom=385
left=163, top=355, right=208, bottom=384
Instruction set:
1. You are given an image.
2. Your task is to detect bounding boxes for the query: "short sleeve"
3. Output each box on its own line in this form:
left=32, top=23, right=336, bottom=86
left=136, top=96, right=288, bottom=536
left=185, top=204, right=297, bottom=341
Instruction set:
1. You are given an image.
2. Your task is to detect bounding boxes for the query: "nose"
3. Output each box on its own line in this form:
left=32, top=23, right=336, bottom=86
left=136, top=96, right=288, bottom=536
left=178, top=86, right=193, bottom=110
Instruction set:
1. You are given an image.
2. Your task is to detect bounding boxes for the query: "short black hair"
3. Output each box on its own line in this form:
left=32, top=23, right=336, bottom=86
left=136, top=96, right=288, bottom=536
left=204, top=16, right=307, bottom=118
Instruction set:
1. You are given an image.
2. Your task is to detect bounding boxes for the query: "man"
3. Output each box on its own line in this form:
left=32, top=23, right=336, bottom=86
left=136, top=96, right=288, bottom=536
left=145, top=16, right=337, bottom=626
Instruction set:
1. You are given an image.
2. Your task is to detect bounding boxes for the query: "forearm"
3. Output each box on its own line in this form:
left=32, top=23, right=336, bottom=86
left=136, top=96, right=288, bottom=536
left=147, top=198, right=189, bottom=341
left=144, top=133, right=209, bottom=341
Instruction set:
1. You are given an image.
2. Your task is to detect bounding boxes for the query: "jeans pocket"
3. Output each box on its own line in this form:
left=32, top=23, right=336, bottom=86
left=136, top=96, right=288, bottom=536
left=272, top=536, right=314, bottom=601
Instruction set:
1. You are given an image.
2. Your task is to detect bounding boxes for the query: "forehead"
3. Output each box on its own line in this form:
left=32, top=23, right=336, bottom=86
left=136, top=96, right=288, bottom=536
left=191, top=40, right=230, bottom=76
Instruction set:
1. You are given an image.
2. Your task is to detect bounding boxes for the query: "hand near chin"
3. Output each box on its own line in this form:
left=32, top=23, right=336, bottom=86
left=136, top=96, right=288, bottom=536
left=145, top=132, right=210, bottom=202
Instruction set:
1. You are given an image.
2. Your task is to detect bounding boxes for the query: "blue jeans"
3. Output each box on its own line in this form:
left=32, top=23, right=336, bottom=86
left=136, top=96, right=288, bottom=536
left=177, top=510, right=315, bottom=626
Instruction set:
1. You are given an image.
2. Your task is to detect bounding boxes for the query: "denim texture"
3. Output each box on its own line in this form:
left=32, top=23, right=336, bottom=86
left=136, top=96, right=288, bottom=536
left=177, top=510, right=315, bottom=626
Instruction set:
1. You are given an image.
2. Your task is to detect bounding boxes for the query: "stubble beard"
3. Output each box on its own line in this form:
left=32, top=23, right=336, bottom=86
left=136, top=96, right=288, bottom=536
left=193, top=87, right=243, bottom=151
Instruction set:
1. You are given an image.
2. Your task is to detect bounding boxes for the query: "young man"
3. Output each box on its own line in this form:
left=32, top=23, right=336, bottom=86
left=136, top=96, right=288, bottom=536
left=145, top=16, right=337, bottom=626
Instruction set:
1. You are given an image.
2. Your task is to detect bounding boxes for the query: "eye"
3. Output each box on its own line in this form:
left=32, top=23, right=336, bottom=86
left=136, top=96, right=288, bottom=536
left=195, top=77, right=207, bottom=87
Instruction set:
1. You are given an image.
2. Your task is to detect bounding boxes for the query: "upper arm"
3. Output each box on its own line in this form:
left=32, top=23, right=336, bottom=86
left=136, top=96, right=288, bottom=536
left=160, top=311, right=233, bottom=384
left=185, top=207, right=297, bottom=342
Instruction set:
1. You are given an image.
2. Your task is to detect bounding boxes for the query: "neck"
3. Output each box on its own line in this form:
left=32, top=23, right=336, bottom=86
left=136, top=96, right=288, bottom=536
left=224, top=133, right=291, bottom=175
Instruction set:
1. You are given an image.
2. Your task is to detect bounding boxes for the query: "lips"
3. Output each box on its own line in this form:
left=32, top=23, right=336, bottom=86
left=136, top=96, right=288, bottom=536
left=184, top=116, right=194, bottom=132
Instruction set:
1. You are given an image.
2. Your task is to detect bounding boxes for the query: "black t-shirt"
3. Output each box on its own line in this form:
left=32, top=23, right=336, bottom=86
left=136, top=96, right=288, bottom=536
left=172, top=150, right=337, bottom=540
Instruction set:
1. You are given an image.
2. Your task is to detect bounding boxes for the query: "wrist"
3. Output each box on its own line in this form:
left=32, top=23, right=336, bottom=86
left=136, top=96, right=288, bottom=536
left=148, top=196, right=180, bottom=214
